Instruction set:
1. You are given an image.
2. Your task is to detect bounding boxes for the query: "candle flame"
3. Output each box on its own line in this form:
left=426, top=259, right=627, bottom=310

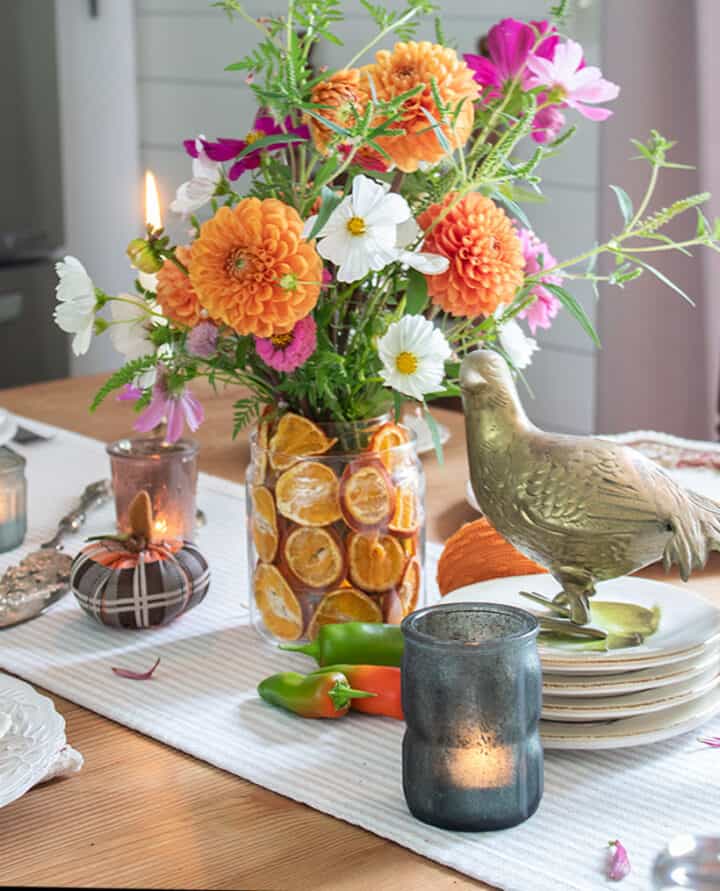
left=154, top=518, right=168, bottom=536
left=145, top=170, right=162, bottom=231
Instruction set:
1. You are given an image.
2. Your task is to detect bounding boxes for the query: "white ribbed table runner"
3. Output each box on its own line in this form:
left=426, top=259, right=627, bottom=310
left=1, top=416, right=719, bottom=891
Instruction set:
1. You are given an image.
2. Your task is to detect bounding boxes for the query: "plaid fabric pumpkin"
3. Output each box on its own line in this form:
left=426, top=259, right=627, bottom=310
left=70, top=539, right=210, bottom=629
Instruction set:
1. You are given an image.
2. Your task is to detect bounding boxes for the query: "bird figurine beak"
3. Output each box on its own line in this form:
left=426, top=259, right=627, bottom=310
left=459, top=357, right=487, bottom=390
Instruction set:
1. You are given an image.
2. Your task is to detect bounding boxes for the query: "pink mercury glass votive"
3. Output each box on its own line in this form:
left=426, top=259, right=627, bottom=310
left=106, top=437, right=199, bottom=544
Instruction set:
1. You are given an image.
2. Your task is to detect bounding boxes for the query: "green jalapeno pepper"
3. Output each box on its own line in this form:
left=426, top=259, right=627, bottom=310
left=280, top=622, right=404, bottom=667
left=257, top=670, right=375, bottom=719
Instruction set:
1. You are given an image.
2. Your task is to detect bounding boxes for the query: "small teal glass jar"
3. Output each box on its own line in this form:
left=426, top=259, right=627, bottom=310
left=0, top=447, right=27, bottom=552
left=401, top=602, right=543, bottom=831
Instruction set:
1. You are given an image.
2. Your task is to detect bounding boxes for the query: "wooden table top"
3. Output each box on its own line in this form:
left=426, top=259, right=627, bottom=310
left=2, top=374, right=719, bottom=890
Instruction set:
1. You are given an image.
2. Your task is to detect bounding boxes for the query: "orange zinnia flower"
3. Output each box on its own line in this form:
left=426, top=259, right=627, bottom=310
left=156, top=246, right=203, bottom=327
left=371, top=42, right=478, bottom=173
left=308, top=68, right=370, bottom=154
left=418, top=193, right=525, bottom=317
left=189, top=198, right=322, bottom=338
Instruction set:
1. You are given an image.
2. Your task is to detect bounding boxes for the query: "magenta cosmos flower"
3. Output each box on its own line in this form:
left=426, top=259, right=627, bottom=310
left=516, top=227, right=563, bottom=334
left=134, top=370, right=205, bottom=444
left=184, top=112, right=309, bottom=181
left=526, top=39, right=619, bottom=122
left=255, top=315, right=317, bottom=373
left=464, top=19, right=565, bottom=142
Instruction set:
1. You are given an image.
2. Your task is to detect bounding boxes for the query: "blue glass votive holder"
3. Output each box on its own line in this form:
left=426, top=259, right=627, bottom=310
left=401, top=602, right=543, bottom=831
left=0, top=447, right=27, bottom=552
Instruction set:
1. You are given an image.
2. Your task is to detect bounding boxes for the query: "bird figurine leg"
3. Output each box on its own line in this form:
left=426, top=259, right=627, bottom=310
left=551, top=570, right=596, bottom=625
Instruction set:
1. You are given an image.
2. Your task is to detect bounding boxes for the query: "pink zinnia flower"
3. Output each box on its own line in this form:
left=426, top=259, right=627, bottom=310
left=516, top=227, right=563, bottom=334
left=526, top=39, right=619, bottom=122
left=254, top=316, right=317, bottom=373
left=134, top=369, right=204, bottom=444
left=187, top=320, right=218, bottom=358
left=184, top=112, right=309, bottom=181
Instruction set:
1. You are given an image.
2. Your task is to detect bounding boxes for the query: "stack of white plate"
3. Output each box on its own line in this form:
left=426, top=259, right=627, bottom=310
left=443, top=575, right=720, bottom=750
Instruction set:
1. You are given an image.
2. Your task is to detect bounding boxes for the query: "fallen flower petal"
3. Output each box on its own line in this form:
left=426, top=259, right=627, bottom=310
left=607, top=840, right=631, bottom=881
left=698, top=735, right=720, bottom=747
left=111, top=657, right=161, bottom=680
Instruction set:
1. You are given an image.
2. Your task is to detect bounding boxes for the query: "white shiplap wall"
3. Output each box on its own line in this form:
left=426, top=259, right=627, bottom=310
left=135, top=0, right=602, bottom=433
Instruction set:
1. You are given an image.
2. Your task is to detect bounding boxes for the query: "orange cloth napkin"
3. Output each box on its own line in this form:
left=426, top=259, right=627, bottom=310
left=437, top=518, right=546, bottom=596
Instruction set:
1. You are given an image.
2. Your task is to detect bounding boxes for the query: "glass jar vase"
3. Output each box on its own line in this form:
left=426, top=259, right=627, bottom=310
left=246, top=414, right=426, bottom=643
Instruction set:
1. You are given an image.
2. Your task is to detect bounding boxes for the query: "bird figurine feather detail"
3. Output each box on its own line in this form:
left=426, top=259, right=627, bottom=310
left=460, top=349, right=720, bottom=624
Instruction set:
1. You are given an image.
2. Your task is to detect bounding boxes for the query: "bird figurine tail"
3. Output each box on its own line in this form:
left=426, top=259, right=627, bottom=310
left=665, top=490, right=720, bottom=580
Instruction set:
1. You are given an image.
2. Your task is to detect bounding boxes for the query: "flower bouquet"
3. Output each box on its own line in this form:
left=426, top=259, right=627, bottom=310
left=54, top=0, right=720, bottom=641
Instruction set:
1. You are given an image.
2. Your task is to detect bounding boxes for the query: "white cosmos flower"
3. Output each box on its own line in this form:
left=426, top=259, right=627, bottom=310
left=496, top=311, right=539, bottom=370
left=305, top=174, right=448, bottom=283
left=170, top=135, right=221, bottom=217
left=378, top=315, right=451, bottom=401
left=109, top=293, right=165, bottom=361
left=54, top=256, right=97, bottom=356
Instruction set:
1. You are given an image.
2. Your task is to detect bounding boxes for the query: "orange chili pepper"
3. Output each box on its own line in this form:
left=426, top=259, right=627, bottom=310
left=258, top=670, right=374, bottom=719
left=312, top=664, right=403, bottom=720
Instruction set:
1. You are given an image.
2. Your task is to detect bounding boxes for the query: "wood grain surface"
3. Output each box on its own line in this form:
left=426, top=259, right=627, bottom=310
left=1, top=375, right=718, bottom=890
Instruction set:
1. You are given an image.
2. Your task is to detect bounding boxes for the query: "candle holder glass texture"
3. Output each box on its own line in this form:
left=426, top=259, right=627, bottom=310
left=401, top=602, right=543, bottom=831
left=106, top=437, right=199, bottom=544
left=0, top=447, right=27, bottom=552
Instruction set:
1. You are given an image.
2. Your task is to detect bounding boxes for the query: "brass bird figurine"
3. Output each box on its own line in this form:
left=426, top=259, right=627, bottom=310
left=460, top=349, right=720, bottom=624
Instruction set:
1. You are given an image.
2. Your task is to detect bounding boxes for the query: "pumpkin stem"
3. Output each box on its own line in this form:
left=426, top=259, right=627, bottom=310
left=129, top=491, right=154, bottom=542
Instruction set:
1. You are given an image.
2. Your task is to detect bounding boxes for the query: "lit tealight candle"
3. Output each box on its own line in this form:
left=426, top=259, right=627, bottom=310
left=145, top=169, right=163, bottom=232
left=445, top=734, right=515, bottom=790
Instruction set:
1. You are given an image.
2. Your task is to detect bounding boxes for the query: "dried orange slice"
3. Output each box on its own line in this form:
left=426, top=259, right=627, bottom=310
left=368, top=421, right=409, bottom=471
left=382, top=589, right=405, bottom=625
left=398, top=557, right=421, bottom=614
left=402, top=534, right=418, bottom=558
left=307, top=587, right=382, bottom=639
left=275, top=461, right=342, bottom=526
left=282, top=525, right=345, bottom=591
left=269, top=413, right=337, bottom=471
left=388, top=483, right=419, bottom=538
left=254, top=562, right=303, bottom=640
left=347, top=532, right=405, bottom=592
left=254, top=418, right=270, bottom=486
left=340, top=457, right=396, bottom=532
left=251, top=486, right=279, bottom=563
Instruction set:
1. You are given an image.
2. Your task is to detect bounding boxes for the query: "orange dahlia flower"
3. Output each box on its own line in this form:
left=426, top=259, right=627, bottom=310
left=308, top=68, right=370, bottom=154
left=418, top=193, right=525, bottom=317
left=156, top=246, right=204, bottom=327
left=189, top=198, right=322, bottom=338
left=371, top=42, right=478, bottom=173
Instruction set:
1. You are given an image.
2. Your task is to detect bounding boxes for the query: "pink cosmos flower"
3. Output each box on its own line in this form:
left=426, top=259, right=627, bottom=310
left=187, top=320, right=218, bottom=358
left=117, top=383, right=143, bottom=403
left=184, top=112, right=309, bottom=181
left=255, top=315, right=317, bottom=373
left=526, top=39, right=619, bottom=122
left=464, top=20, right=560, bottom=95
left=516, top=227, right=563, bottom=334
left=134, top=369, right=205, bottom=444
left=464, top=20, right=564, bottom=143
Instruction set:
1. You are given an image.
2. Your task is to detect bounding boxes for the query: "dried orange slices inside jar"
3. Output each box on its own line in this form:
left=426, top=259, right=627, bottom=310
left=307, top=587, right=382, bottom=639
left=269, top=413, right=337, bottom=471
left=254, top=562, right=303, bottom=640
left=389, top=482, right=419, bottom=538
left=275, top=461, right=342, bottom=526
left=340, top=457, right=396, bottom=532
left=367, top=421, right=409, bottom=471
left=347, top=532, right=406, bottom=592
left=282, top=526, right=345, bottom=591
left=251, top=486, right=279, bottom=563
left=398, top=556, right=421, bottom=613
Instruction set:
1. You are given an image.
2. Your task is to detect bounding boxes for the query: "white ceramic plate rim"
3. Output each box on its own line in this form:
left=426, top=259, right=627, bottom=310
left=542, top=645, right=720, bottom=696
left=0, top=674, right=66, bottom=809
left=0, top=409, right=17, bottom=449
left=443, top=574, right=720, bottom=668
left=541, top=667, right=720, bottom=721
left=540, top=685, right=720, bottom=749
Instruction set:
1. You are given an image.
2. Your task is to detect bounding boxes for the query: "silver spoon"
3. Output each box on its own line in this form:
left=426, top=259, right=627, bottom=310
left=0, top=479, right=113, bottom=629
